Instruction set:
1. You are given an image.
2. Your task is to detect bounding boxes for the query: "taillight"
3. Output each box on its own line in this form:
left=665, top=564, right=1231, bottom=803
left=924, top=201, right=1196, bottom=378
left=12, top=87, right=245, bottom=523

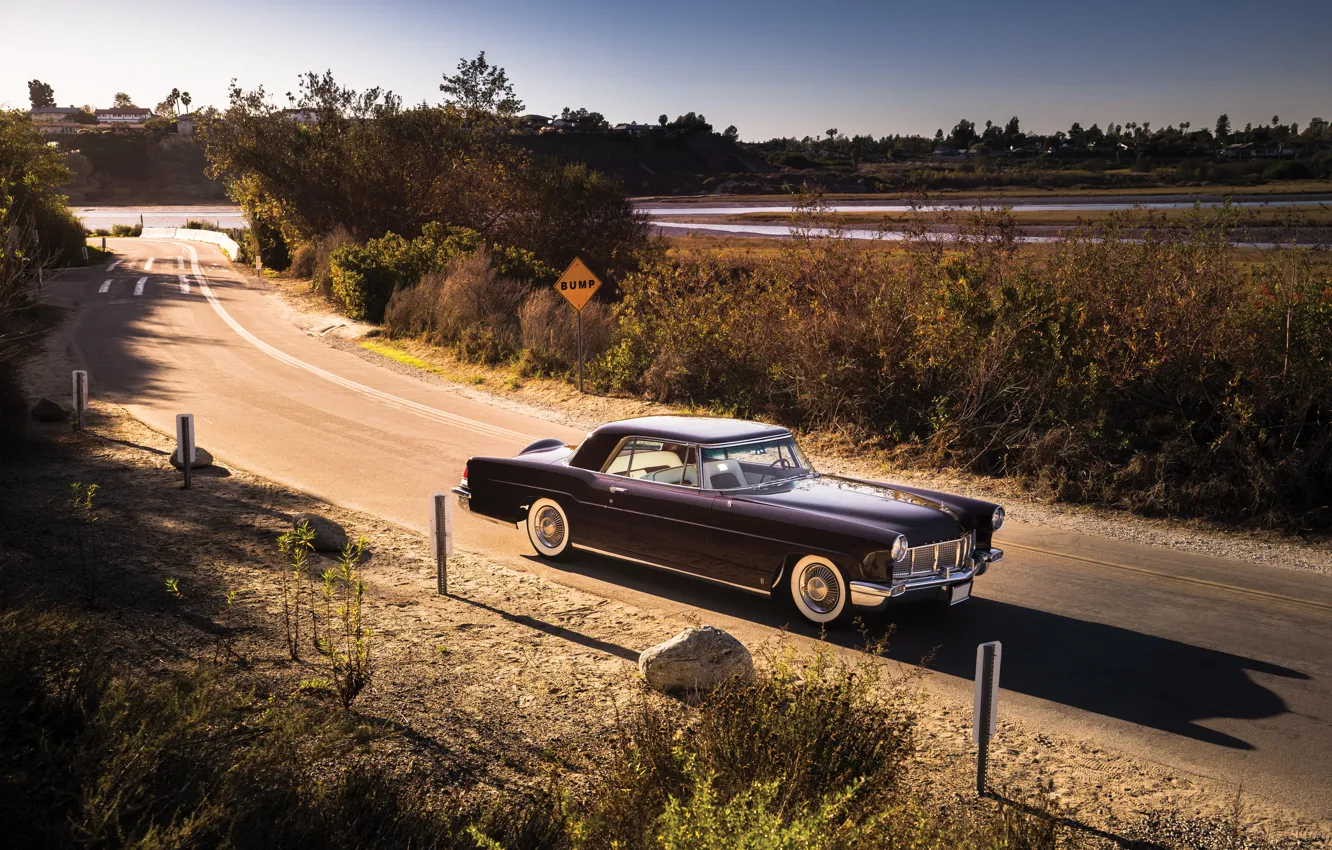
left=461, top=463, right=469, bottom=487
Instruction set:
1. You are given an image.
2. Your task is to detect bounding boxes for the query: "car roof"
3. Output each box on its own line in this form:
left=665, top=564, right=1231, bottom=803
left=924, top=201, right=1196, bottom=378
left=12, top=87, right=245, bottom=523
left=591, top=416, right=791, bottom=446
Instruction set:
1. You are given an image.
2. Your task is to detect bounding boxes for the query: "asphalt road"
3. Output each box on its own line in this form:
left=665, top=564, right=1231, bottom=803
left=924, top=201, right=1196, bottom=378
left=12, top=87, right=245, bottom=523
left=48, top=238, right=1332, bottom=822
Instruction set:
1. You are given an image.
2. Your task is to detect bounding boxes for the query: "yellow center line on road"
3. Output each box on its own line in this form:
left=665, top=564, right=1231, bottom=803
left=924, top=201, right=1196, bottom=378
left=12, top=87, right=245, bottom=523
left=1006, top=542, right=1332, bottom=614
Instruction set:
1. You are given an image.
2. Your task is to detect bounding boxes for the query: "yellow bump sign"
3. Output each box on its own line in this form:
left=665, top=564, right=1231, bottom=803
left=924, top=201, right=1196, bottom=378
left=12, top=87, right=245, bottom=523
left=554, top=257, right=602, bottom=312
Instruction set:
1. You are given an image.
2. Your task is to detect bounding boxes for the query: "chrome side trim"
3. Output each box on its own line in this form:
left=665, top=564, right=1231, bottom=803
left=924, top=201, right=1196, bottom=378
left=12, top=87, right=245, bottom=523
left=850, top=564, right=977, bottom=607
left=571, top=543, right=771, bottom=597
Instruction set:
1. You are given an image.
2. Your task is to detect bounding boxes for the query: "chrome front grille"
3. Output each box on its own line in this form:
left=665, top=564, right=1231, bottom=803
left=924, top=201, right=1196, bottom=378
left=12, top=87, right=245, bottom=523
left=894, top=533, right=973, bottom=579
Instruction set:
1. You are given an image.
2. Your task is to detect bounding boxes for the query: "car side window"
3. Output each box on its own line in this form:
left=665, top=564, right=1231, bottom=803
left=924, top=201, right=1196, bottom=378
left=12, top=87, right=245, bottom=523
left=604, top=439, right=698, bottom=487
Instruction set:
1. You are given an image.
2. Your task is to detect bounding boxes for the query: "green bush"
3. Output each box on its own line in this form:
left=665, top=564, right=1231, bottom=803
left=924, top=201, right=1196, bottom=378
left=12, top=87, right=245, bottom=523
left=331, top=223, right=554, bottom=322
left=1262, top=159, right=1313, bottom=180
left=109, top=223, right=142, bottom=237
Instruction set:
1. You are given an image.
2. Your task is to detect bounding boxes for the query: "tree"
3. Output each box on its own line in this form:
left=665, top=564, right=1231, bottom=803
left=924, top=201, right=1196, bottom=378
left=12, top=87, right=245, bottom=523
left=1215, top=113, right=1230, bottom=142
left=825, top=128, right=838, bottom=142
left=157, top=88, right=182, bottom=118
left=113, top=92, right=135, bottom=108
left=560, top=107, right=609, bottom=132
left=949, top=118, right=977, bottom=147
left=722, top=125, right=738, bottom=142
left=180, top=92, right=192, bottom=114
left=1003, top=116, right=1020, bottom=139
left=658, top=114, right=668, bottom=127
left=440, top=51, right=523, bottom=116
left=27, top=80, right=55, bottom=109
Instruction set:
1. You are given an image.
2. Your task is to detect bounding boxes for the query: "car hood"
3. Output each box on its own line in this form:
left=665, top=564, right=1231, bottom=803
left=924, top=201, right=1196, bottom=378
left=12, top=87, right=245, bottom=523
left=732, top=473, right=967, bottom=543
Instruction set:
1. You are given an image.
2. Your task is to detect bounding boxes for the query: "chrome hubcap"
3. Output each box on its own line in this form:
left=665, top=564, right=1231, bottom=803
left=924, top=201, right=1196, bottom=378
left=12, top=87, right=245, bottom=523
left=800, top=564, right=840, bottom=614
left=535, top=506, right=565, bottom=548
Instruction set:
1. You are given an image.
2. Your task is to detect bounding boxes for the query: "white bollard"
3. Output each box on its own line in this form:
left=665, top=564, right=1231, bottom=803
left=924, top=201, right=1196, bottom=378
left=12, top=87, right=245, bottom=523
left=71, top=370, right=88, bottom=431
left=175, top=413, right=196, bottom=490
left=430, top=493, right=453, bottom=595
left=973, top=641, right=1002, bottom=796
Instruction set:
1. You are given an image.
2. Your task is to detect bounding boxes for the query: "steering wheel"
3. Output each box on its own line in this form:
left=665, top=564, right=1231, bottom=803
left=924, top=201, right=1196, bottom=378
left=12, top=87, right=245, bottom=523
left=767, top=457, right=793, bottom=471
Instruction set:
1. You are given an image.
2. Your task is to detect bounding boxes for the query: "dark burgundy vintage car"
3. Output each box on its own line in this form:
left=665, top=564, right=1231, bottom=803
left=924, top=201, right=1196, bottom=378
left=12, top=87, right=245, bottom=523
left=453, top=416, right=1005, bottom=626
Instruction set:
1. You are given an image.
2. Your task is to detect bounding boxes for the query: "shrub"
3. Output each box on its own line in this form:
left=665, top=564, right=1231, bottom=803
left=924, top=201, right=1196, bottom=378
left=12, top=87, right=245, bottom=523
left=384, top=249, right=528, bottom=362
left=312, top=226, right=355, bottom=295
left=332, top=223, right=553, bottom=322
left=607, top=208, right=1332, bottom=529
left=518, top=287, right=615, bottom=375
left=184, top=219, right=227, bottom=232
left=290, top=241, right=317, bottom=278
left=109, top=223, right=142, bottom=237
left=1263, top=159, right=1313, bottom=180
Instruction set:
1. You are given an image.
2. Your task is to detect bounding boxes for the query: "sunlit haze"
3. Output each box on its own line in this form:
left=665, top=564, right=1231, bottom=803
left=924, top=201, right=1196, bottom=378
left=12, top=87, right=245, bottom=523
left=4, top=0, right=1329, bottom=140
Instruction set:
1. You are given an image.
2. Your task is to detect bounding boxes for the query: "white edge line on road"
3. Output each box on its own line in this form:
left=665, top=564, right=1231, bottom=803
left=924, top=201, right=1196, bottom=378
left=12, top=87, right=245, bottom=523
left=99, top=280, right=111, bottom=294
left=144, top=257, right=154, bottom=271
left=134, top=277, right=146, bottom=296
left=171, top=242, right=531, bottom=443
left=107, top=260, right=121, bottom=271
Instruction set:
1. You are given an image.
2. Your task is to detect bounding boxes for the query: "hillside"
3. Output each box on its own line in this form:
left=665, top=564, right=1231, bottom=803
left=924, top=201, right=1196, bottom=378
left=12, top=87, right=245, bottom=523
left=57, top=134, right=227, bottom=204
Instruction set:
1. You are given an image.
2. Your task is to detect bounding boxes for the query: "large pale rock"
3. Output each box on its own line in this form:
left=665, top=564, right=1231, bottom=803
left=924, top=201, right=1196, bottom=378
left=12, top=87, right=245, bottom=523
left=639, top=626, right=754, bottom=694
left=31, top=397, right=70, bottom=422
left=169, top=446, right=214, bottom=470
left=292, top=512, right=348, bottom=553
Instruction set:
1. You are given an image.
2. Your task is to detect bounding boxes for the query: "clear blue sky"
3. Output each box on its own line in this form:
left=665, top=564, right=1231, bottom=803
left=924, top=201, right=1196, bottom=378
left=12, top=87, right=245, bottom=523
left=3, top=0, right=1328, bottom=140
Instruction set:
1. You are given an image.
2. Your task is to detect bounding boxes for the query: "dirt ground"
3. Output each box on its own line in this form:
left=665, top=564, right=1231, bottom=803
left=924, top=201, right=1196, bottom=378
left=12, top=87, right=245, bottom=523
left=4, top=392, right=1327, bottom=847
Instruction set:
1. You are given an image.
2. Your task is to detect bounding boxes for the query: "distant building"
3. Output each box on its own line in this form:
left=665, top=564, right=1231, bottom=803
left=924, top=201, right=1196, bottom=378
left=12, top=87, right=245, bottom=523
left=30, top=105, right=81, bottom=123
left=95, top=107, right=153, bottom=124
left=613, top=121, right=654, bottom=135
left=931, top=147, right=965, bottom=161
left=1219, top=142, right=1254, bottom=160
left=36, top=122, right=80, bottom=136
left=177, top=113, right=196, bottom=136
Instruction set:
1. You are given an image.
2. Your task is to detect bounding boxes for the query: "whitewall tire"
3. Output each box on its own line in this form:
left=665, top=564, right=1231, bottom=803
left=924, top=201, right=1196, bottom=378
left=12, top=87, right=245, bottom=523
left=789, top=555, right=849, bottom=625
left=527, top=498, right=572, bottom=560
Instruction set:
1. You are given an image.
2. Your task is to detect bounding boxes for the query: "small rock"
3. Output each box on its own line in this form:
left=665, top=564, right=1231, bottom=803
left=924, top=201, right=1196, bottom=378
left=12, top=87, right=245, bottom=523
left=169, top=446, right=214, bottom=469
left=31, top=397, right=70, bottom=422
left=639, top=625, right=754, bottom=695
left=292, top=512, right=348, bottom=552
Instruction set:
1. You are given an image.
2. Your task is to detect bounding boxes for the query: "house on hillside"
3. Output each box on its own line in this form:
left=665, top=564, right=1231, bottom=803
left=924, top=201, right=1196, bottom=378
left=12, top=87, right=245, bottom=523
left=177, top=114, right=196, bottom=136
left=932, top=146, right=965, bottom=161
left=95, top=107, right=153, bottom=125
left=30, top=105, right=80, bottom=123
left=1219, top=142, right=1254, bottom=160
left=518, top=114, right=551, bottom=132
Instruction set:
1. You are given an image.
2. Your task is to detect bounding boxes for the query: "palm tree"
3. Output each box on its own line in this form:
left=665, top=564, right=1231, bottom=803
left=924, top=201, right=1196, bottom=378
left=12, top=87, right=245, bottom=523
left=180, top=91, right=192, bottom=114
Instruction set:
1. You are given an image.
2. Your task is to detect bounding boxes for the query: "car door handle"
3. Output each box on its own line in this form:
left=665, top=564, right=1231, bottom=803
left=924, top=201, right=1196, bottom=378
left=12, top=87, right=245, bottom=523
left=609, top=486, right=628, bottom=494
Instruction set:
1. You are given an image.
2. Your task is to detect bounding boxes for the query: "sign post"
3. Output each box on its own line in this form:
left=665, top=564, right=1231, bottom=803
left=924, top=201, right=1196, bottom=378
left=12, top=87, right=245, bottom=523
left=430, top=493, right=453, bottom=595
left=973, top=641, right=1002, bottom=796
left=71, top=370, right=88, bottom=431
left=553, top=258, right=603, bottom=393
left=175, top=413, right=196, bottom=490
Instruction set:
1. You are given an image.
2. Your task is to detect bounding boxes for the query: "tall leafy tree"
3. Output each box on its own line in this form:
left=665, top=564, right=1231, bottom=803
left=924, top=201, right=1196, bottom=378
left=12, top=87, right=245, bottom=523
left=112, top=92, right=134, bottom=108
left=27, top=80, right=55, bottom=109
left=440, top=51, right=523, bottom=116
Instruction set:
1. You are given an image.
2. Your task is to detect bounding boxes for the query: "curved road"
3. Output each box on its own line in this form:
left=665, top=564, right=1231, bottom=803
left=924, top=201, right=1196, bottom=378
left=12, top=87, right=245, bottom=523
left=49, top=238, right=1332, bottom=824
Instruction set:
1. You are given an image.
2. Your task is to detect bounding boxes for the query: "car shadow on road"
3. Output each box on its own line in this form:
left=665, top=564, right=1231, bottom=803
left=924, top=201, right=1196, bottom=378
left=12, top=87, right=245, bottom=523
left=546, top=549, right=1310, bottom=751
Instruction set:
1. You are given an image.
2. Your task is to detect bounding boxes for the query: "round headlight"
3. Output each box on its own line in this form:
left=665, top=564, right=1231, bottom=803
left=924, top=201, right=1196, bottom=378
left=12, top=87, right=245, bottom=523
left=991, top=506, right=1005, bottom=531
left=890, top=535, right=909, bottom=562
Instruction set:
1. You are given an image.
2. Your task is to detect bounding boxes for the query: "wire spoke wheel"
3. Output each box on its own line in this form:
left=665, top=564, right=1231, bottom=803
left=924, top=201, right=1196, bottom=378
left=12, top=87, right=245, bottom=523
left=789, top=555, right=848, bottom=625
left=535, top=506, right=565, bottom=549
left=527, top=498, right=572, bottom=560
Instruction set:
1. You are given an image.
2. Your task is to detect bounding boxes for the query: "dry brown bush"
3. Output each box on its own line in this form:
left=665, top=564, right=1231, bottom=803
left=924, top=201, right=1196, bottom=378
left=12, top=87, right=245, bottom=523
left=518, top=287, right=614, bottom=375
left=384, top=248, right=527, bottom=363
left=312, top=226, right=354, bottom=296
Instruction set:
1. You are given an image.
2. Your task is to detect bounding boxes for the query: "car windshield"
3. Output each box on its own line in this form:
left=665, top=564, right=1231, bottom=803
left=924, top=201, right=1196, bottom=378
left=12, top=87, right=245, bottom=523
left=701, top=437, right=814, bottom=490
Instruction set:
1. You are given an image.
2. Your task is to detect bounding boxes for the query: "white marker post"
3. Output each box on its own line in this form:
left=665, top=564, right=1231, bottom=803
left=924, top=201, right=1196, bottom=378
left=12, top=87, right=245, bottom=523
left=973, top=641, right=1002, bottom=796
left=175, top=413, right=196, bottom=490
left=430, top=493, right=453, bottom=595
left=81, top=246, right=89, bottom=265
left=71, top=370, right=88, bottom=431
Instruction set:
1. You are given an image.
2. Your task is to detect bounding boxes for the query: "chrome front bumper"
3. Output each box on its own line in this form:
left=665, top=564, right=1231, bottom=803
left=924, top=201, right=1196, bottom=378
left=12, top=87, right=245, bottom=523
left=849, top=548, right=1003, bottom=607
